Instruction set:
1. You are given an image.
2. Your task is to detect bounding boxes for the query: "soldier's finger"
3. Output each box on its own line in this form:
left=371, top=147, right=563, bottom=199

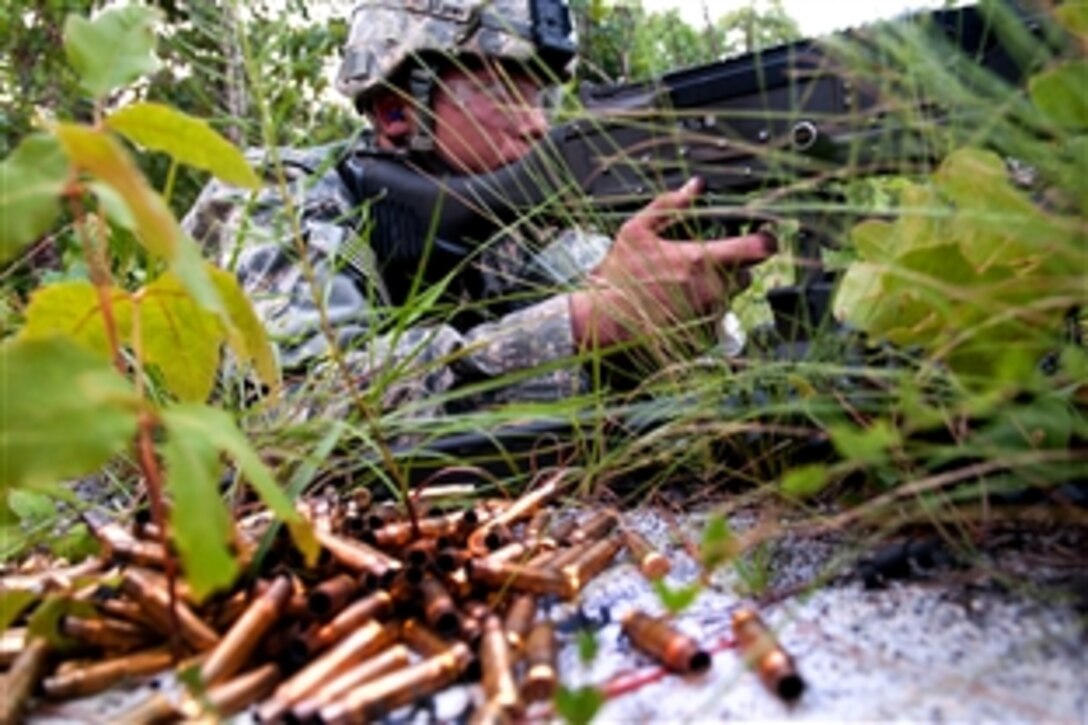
left=634, top=177, right=703, bottom=234
left=702, top=231, right=777, bottom=268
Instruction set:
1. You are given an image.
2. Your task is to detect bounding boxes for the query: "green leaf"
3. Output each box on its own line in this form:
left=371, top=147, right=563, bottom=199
left=833, top=261, right=884, bottom=328
left=576, top=629, right=599, bottom=665
left=161, top=406, right=241, bottom=601
left=7, top=490, right=56, bottom=526
left=700, top=515, right=736, bottom=571
left=555, top=686, right=604, bottom=725
left=0, top=134, right=71, bottom=264
left=652, top=580, right=702, bottom=615
left=106, top=103, right=260, bottom=189
left=1030, top=60, right=1088, bottom=131
left=49, top=524, right=101, bottom=562
left=1056, top=2, right=1088, bottom=36
left=162, top=404, right=317, bottom=568
left=780, top=464, right=830, bottom=499
left=208, top=266, right=280, bottom=393
left=19, top=280, right=132, bottom=360
left=0, top=590, right=38, bottom=632
left=976, top=396, right=1073, bottom=452
left=829, top=420, right=900, bottom=465
left=52, top=125, right=224, bottom=316
left=89, top=181, right=137, bottom=231
left=140, top=274, right=223, bottom=402
left=63, top=5, right=161, bottom=99
left=0, top=337, right=139, bottom=490
left=850, top=219, right=894, bottom=261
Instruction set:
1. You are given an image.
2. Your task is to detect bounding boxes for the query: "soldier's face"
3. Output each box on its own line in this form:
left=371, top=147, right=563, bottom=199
left=431, top=60, right=549, bottom=174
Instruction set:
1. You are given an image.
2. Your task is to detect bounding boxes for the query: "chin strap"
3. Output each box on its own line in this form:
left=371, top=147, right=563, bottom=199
left=407, top=66, right=436, bottom=154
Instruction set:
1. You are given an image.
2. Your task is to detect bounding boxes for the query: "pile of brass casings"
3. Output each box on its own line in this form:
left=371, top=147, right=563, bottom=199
left=0, top=472, right=703, bottom=723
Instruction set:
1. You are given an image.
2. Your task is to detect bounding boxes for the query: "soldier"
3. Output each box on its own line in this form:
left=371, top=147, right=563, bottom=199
left=182, top=0, right=776, bottom=416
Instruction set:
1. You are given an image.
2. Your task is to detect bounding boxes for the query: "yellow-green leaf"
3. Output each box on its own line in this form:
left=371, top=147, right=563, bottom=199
left=139, top=274, right=224, bottom=402
left=54, top=124, right=179, bottom=259
left=0, top=337, right=139, bottom=490
left=19, top=280, right=132, bottom=360
left=106, top=103, right=260, bottom=189
left=780, top=464, right=830, bottom=499
left=161, top=406, right=241, bottom=601
left=0, top=134, right=71, bottom=264
left=1056, top=2, right=1088, bottom=36
left=196, top=408, right=318, bottom=565
left=208, top=265, right=280, bottom=392
left=1030, top=60, right=1088, bottom=131
left=829, top=420, right=901, bottom=465
left=63, top=5, right=161, bottom=99
left=850, top=219, right=894, bottom=262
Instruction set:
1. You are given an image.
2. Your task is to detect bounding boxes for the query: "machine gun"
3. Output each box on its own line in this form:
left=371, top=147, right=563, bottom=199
left=342, top=4, right=1034, bottom=339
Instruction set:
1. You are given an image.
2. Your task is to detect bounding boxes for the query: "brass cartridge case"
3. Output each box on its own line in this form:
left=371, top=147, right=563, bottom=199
left=436, top=547, right=471, bottom=573
left=402, top=618, right=454, bottom=657
left=526, top=508, right=552, bottom=540
left=524, top=548, right=557, bottom=569
left=316, top=530, right=402, bottom=586
left=307, top=574, right=359, bottom=618
left=480, top=615, right=521, bottom=712
left=120, top=569, right=219, bottom=651
left=412, top=483, right=477, bottom=502
left=43, top=647, right=175, bottom=700
left=521, top=620, right=558, bottom=702
left=0, top=628, right=26, bottom=667
left=366, top=502, right=401, bottom=530
left=503, top=594, right=537, bottom=653
left=115, top=692, right=178, bottom=724
left=456, top=607, right=484, bottom=647
left=561, top=535, right=625, bottom=596
left=258, top=619, right=398, bottom=721
left=731, top=609, right=804, bottom=701
left=318, top=642, right=472, bottom=724
left=621, top=611, right=711, bottom=675
left=622, top=527, right=671, bottom=580
left=200, top=575, right=290, bottom=686
left=544, top=543, right=589, bottom=571
left=309, top=589, right=394, bottom=652
left=467, top=559, right=572, bottom=598
left=467, top=471, right=565, bottom=553
left=470, top=697, right=513, bottom=725
left=443, top=566, right=475, bottom=600
left=0, top=637, right=48, bottom=723
left=351, top=487, right=374, bottom=510
left=483, top=538, right=544, bottom=566
left=61, top=615, right=151, bottom=652
left=547, top=515, right=579, bottom=545
left=86, top=515, right=167, bottom=568
left=292, top=645, right=411, bottom=721
left=375, top=511, right=468, bottom=549
left=420, top=575, right=460, bottom=635
left=404, top=538, right=439, bottom=569
left=205, top=662, right=282, bottom=717
left=569, top=509, right=617, bottom=545
left=98, top=596, right=158, bottom=629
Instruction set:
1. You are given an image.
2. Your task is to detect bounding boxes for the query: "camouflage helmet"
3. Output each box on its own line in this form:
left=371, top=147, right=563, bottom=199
left=336, top=0, right=577, bottom=110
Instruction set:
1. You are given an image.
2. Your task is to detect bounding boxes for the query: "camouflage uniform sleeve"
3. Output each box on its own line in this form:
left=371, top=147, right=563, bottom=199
left=181, top=145, right=389, bottom=370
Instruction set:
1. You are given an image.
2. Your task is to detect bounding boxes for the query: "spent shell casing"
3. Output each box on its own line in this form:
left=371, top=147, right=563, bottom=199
left=420, top=575, right=460, bottom=635
left=0, top=628, right=26, bottom=667
left=561, top=535, right=625, bottom=597
left=483, top=538, right=543, bottom=566
left=443, top=566, right=475, bottom=600
left=61, top=615, right=151, bottom=652
left=366, top=502, right=401, bottom=530
left=318, top=642, right=472, bottom=724
left=521, top=621, right=558, bottom=702
left=115, top=692, right=178, bottom=724
left=544, top=543, right=589, bottom=571
left=503, top=594, right=537, bottom=653
left=731, top=609, right=805, bottom=701
left=480, top=615, right=521, bottom=712
left=200, top=575, right=291, bottom=686
left=258, top=619, right=398, bottom=721
left=436, top=547, right=471, bottom=573
left=621, top=611, right=711, bottom=675
left=120, top=569, right=219, bottom=651
left=524, top=548, right=557, bottom=569
left=402, top=618, right=455, bottom=657
left=204, top=662, right=282, bottom=718
left=97, top=597, right=158, bottom=629
left=0, top=637, right=49, bottom=722
left=467, top=559, right=572, bottom=598
left=307, top=574, right=359, bottom=619
left=292, top=645, right=411, bottom=721
left=569, top=509, right=617, bottom=545
left=86, top=516, right=167, bottom=568
left=546, top=515, right=579, bottom=545
left=525, top=508, right=552, bottom=540
left=622, top=527, right=671, bottom=580
left=308, top=590, right=391, bottom=651
left=470, top=697, right=513, bottom=725
left=412, top=483, right=478, bottom=503
left=467, top=471, right=565, bottom=553
left=404, top=538, right=439, bottom=569
left=316, top=530, right=402, bottom=586
left=42, top=647, right=175, bottom=700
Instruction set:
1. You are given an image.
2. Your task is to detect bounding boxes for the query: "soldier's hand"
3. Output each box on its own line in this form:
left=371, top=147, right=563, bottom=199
left=570, top=177, right=776, bottom=349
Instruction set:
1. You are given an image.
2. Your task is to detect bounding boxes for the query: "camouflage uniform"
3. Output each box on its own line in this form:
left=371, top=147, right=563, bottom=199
left=181, top=137, right=612, bottom=418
